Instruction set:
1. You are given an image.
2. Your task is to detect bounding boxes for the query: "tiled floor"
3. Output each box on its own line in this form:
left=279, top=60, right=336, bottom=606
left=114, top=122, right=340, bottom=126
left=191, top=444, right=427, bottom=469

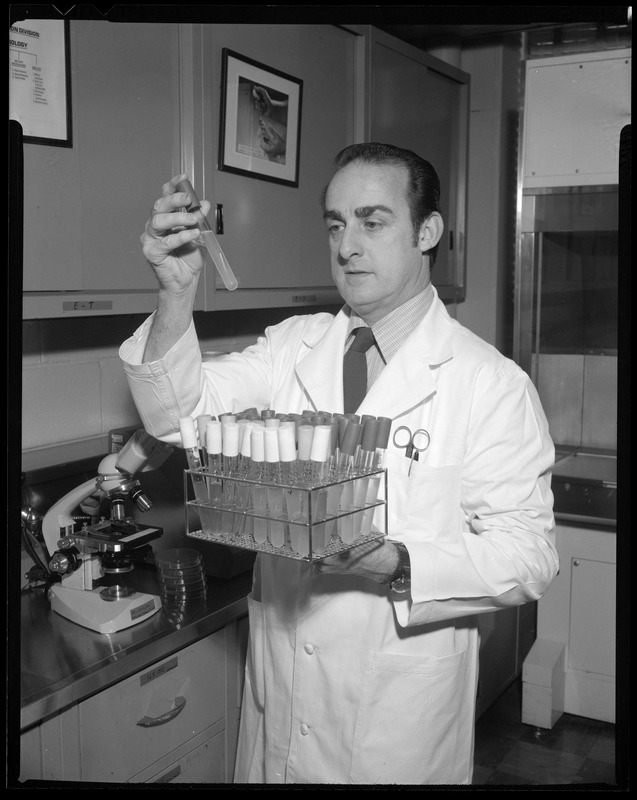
left=473, top=678, right=617, bottom=787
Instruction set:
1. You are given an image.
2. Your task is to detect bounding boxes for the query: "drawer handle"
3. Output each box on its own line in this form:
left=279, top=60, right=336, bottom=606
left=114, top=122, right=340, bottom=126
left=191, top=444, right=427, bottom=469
left=136, top=695, right=187, bottom=728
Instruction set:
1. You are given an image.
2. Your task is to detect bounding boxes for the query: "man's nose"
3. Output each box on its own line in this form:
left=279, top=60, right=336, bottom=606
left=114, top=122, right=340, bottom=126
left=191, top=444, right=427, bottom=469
left=338, top=225, right=362, bottom=260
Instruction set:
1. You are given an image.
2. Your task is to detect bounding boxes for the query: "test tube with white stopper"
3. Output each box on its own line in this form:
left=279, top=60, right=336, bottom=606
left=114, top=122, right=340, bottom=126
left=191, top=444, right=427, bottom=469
left=281, top=429, right=304, bottom=557
left=221, top=421, right=240, bottom=534
left=233, top=421, right=254, bottom=535
left=306, top=425, right=331, bottom=555
left=205, top=420, right=224, bottom=533
left=250, top=427, right=268, bottom=543
left=264, top=428, right=285, bottom=547
left=206, top=420, right=223, bottom=474
left=176, top=178, right=239, bottom=291
left=278, top=423, right=298, bottom=487
left=297, top=424, right=314, bottom=483
left=309, top=424, right=332, bottom=485
left=278, top=422, right=302, bottom=517
left=248, top=425, right=265, bottom=481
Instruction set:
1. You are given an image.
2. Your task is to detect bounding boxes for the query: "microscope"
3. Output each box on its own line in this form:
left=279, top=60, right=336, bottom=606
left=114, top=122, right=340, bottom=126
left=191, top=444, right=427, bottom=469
left=41, top=430, right=173, bottom=634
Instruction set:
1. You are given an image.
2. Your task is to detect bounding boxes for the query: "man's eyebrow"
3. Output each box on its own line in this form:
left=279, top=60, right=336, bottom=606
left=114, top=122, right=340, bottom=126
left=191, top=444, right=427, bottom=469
left=355, top=205, right=395, bottom=218
left=323, top=209, right=344, bottom=222
left=323, top=205, right=395, bottom=222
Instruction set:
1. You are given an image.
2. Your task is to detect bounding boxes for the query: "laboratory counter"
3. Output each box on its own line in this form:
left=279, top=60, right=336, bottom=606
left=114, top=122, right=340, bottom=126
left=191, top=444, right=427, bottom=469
left=19, top=563, right=252, bottom=732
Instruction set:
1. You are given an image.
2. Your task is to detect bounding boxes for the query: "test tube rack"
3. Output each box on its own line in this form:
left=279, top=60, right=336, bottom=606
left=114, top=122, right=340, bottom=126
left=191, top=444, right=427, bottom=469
left=184, top=467, right=387, bottom=562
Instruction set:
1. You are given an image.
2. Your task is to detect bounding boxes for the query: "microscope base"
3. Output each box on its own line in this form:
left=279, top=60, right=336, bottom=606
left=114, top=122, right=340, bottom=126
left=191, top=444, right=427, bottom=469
left=49, top=584, right=161, bottom=634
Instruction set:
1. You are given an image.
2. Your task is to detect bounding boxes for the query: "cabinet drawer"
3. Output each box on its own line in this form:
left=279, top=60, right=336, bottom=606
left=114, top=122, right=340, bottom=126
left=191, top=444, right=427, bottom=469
left=136, top=724, right=226, bottom=783
left=78, top=631, right=226, bottom=782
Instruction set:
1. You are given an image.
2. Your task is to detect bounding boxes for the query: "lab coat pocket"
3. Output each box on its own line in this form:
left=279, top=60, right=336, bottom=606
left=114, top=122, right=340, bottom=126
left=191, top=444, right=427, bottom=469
left=350, top=648, right=467, bottom=784
left=384, top=449, right=462, bottom=538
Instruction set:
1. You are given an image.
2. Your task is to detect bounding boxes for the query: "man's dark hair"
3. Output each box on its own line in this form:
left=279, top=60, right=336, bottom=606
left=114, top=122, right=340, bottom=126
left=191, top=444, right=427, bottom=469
left=321, top=142, right=442, bottom=264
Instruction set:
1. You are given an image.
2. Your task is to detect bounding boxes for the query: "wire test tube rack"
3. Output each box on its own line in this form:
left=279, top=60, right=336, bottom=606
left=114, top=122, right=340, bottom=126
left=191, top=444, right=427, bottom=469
left=184, top=468, right=387, bottom=562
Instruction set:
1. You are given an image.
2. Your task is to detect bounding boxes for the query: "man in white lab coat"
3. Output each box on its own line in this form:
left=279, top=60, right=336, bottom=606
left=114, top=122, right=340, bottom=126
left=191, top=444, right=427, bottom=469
left=120, top=143, right=558, bottom=785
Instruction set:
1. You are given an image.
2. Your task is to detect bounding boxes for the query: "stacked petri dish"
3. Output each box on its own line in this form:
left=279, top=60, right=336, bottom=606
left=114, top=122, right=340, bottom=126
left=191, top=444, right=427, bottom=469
left=155, top=548, right=207, bottom=605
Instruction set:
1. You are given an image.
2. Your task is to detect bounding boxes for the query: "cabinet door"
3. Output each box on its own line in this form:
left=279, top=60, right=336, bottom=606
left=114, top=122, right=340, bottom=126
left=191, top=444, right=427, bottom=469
left=22, top=21, right=187, bottom=313
left=188, top=24, right=358, bottom=310
left=569, top=557, right=616, bottom=677
left=366, top=28, right=469, bottom=301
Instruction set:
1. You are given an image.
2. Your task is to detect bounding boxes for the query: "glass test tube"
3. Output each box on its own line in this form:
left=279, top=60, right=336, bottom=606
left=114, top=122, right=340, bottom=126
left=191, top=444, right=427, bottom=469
left=233, top=421, right=254, bottom=535
left=221, top=421, right=239, bottom=534
left=250, top=427, right=268, bottom=544
left=278, top=423, right=302, bottom=510
left=205, top=420, right=224, bottom=534
left=196, top=414, right=212, bottom=466
left=264, top=428, right=286, bottom=548
left=335, top=420, right=362, bottom=544
left=308, top=425, right=332, bottom=555
left=374, top=417, right=392, bottom=468
left=297, top=424, right=314, bottom=484
left=275, top=423, right=303, bottom=555
left=176, top=178, right=239, bottom=291
left=179, top=417, right=209, bottom=505
left=356, top=416, right=392, bottom=538
left=349, top=418, right=378, bottom=539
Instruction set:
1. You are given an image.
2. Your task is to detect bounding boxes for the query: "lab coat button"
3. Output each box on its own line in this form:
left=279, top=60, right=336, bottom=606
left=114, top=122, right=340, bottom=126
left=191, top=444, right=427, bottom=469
left=300, top=723, right=310, bottom=735
left=304, top=643, right=315, bottom=655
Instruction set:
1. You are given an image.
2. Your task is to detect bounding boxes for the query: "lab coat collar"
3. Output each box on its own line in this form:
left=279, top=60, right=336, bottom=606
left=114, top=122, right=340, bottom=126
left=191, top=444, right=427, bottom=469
left=295, top=287, right=455, bottom=417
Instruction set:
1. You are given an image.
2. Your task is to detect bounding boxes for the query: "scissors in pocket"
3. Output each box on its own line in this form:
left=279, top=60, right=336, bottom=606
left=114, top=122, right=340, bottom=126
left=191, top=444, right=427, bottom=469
left=392, top=426, right=430, bottom=475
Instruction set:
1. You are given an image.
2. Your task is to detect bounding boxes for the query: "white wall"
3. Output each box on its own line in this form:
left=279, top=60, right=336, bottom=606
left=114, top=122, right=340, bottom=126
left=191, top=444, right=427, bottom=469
left=21, top=314, right=264, bottom=470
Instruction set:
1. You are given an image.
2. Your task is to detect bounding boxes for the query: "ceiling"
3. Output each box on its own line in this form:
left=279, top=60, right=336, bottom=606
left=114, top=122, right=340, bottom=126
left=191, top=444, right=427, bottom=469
left=377, top=23, right=569, bottom=46
left=375, top=7, right=631, bottom=47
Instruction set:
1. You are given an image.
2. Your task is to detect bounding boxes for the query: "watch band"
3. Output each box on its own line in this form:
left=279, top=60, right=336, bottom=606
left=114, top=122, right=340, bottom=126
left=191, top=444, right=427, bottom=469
left=387, top=541, right=411, bottom=593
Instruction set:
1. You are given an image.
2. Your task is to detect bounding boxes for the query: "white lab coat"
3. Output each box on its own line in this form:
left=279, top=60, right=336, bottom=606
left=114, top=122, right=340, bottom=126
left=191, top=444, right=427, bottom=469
left=120, top=288, right=558, bottom=785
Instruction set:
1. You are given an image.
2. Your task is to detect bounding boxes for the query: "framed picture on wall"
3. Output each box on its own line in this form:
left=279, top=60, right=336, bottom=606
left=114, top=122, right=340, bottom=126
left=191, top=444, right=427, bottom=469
left=219, top=49, right=303, bottom=187
left=9, top=18, right=72, bottom=147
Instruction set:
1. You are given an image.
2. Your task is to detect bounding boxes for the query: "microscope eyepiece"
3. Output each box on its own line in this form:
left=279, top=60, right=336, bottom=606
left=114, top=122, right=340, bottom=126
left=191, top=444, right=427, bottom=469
left=130, top=486, right=152, bottom=513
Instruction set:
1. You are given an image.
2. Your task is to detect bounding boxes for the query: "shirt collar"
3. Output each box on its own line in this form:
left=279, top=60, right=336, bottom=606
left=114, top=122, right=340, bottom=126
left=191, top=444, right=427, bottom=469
left=346, top=283, right=434, bottom=363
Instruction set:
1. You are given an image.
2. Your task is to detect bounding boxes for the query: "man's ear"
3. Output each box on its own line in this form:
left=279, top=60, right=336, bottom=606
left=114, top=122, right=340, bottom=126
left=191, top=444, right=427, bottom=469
left=418, top=212, right=444, bottom=253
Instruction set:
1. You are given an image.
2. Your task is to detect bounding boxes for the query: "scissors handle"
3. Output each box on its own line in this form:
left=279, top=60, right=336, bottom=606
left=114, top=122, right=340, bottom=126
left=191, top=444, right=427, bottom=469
left=392, top=425, right=413, bottom=450
left=411, top=429, right=430, bottom=453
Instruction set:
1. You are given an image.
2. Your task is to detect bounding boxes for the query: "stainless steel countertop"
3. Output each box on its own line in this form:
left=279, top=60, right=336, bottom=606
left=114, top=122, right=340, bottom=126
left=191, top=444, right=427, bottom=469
left=20, top=564, right=252, bottom=731
left=552, top=446, right=617, bottom=526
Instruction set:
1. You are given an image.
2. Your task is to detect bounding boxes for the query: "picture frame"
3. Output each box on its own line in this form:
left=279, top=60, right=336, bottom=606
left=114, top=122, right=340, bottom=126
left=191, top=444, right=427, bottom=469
left=9, top=18, right=72, bottom=147
left=219, top=49, right=303, bottom=187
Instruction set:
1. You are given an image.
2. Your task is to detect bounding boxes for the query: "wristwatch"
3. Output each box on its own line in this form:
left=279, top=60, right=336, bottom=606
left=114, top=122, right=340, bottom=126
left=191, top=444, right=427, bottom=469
left=387, top=541, right=411, bottom=594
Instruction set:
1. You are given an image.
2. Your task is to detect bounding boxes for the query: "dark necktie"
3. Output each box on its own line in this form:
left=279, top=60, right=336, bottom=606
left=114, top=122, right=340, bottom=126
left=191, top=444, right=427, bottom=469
left=343, top=326, right=376, bottom=414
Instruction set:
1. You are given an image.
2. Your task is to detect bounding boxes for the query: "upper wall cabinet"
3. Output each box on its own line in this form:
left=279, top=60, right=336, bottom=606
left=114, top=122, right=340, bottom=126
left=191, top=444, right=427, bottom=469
left=21, top=22, right=468, bottom=317
left=186, top=23, right=359, bottom=312
left=355, top=26, right=470, bottom=302
left=523, top=49, right=631, bottom=188
left=22, top=21, right=358, bottom=318
left=22, top=21, right=185, bottom=319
